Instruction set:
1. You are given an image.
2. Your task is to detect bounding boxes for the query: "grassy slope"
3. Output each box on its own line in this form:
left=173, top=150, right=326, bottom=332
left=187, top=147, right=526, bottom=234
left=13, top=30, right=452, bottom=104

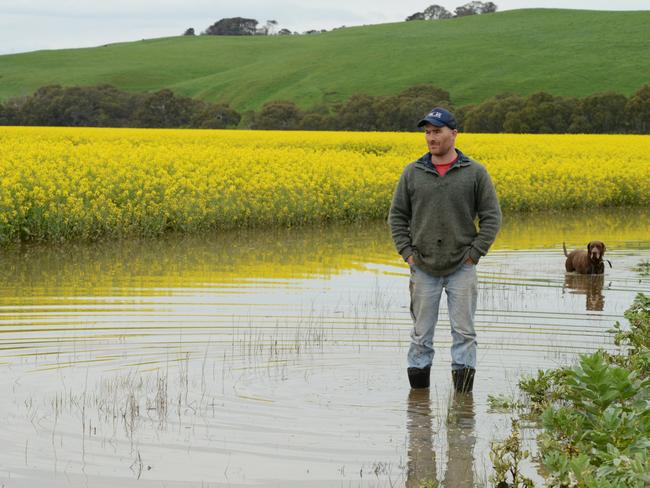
left=0, top=9, right=648, bottom=111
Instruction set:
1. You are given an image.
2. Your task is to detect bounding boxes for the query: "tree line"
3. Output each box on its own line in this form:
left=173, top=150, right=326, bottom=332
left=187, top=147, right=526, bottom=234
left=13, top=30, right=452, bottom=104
left=406, top=2, right=497, bottom=22
left=0, top=85, right=241, bottom=129
left=459, top=87, right=649, bottom=134
left=251, top=85, right=649, bottom=134
left=186, top=16, right=331, bottom=37
left=1, top=83, right=648, bottom=134
left=184, top=2, right=498, bottom=37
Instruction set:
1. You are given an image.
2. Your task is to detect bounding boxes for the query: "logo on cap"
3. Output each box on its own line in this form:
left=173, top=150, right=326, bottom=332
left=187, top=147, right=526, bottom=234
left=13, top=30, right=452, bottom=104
left=417, top=107, right=457, bottom=129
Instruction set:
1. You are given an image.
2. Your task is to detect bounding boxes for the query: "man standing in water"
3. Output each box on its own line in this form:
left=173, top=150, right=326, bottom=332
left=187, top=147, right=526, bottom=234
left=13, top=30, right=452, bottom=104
left=389, top=107, right=501, bottom=392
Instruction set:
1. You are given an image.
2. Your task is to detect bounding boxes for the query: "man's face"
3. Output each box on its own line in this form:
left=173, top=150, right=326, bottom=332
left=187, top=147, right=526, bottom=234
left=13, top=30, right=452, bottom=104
left=424, top=123, right=457, bottom=157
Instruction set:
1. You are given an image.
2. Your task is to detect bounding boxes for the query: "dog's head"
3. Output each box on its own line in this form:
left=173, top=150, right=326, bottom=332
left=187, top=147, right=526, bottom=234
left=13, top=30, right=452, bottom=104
left=587, top=240, right=606, bottom=262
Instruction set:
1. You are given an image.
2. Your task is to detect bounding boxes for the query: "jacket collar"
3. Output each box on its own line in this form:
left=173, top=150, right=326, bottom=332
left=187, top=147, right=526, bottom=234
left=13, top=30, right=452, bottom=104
left=415, top=149, right=470, bottom=174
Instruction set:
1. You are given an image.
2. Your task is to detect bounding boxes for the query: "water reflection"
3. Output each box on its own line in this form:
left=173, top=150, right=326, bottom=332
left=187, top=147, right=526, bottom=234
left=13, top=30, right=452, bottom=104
left=0, top=207, right=648, bottom=487
left=0, top=208, right=647, bottom=297
left=0, top=222, right=391, bottom=299
left=496, top=207, right=650, bottom=250
left=406, top=390, right=476, bottom=488
left=444, top=393, right=476, bottom=488
left=563, top=274, right=607, bottom=311
left=406, top=389, right=436, bottom=487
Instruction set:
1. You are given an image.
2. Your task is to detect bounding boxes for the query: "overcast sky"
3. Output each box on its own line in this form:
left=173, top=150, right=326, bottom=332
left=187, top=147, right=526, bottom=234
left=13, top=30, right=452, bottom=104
left=1, top=0, right=648, bottom=55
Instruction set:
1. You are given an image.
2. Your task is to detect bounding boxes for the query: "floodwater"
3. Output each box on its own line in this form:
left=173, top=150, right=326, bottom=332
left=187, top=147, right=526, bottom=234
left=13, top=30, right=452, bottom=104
left=0, top=208, right=649, bottom=487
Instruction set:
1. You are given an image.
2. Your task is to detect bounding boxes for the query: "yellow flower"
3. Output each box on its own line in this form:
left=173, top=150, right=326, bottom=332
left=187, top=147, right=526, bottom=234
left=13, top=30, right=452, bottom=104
left=0, top=126, right=648, bottom=243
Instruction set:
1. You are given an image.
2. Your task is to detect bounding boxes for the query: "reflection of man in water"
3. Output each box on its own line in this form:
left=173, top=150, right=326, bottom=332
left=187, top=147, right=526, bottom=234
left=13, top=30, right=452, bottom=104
left=563, top=274, right=606, bottom=311
left=406, top=389, right=436, bottom=487
left=389, top=107, right=502, bottom=391
left=443, top=393, right=476, bottom=487
left=405, top=390, right=476, bottom=487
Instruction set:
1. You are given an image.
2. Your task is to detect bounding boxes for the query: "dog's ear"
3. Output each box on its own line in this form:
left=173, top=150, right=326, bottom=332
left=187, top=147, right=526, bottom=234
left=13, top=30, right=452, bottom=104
left=587, top=241, right=593, bottom=252
left=602, top=242, right=606, bottom=254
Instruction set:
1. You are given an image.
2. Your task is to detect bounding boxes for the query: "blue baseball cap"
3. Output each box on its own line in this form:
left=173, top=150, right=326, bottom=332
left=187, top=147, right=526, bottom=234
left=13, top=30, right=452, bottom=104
left=417, top=107, right=457, bottom=129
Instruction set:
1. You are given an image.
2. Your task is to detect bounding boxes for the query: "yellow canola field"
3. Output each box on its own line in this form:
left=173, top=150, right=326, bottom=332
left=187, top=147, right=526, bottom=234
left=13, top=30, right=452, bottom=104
left=1, top=126, right=649, bottom=242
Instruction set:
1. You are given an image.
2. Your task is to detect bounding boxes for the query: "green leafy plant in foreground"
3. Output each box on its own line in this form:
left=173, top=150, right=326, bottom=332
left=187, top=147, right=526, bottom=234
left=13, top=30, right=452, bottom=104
left=539, top=351, right=650, bottom=486
left=487, top=394, right=525, bottom=412
left=490, top=418, right=535, bottom=488
left=519, top=293, right=650, bottom=487
left=609, top=292, right=650, bottom=377
left=417, top=480, right=439, bottom=488
left=518, top=368, right=570, bottom=415
left=631, top=260, right=650, bottom=277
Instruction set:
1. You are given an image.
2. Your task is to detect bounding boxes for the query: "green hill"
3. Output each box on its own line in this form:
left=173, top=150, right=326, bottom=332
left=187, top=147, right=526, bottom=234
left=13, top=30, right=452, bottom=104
left=1, top=9, right=648, bottom=111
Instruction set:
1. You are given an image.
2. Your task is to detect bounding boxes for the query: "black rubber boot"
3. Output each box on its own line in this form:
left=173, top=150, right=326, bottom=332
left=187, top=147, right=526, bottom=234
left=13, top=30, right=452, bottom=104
left=452, top=367, right=475, bottom=393
left=407, top=366, right=431, bottom=389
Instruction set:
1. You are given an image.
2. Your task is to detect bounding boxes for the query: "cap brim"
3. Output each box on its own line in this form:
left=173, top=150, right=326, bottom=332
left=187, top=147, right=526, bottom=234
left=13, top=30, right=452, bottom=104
left=417, top=118, right=446, bottom=128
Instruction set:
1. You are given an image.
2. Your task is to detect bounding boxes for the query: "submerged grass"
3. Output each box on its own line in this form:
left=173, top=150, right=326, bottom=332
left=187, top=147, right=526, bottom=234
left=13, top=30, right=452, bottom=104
left=27, top=309, right=338, bottom=442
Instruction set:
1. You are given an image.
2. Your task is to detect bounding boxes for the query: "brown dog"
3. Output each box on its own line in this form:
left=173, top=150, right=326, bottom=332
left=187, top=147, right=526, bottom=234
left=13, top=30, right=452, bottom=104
left=563, top=241, right=609, bottom=274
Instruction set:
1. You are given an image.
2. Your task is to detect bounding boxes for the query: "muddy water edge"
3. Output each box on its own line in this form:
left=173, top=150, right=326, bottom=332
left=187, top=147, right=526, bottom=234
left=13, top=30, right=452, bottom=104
left=1, top=207, right=649, bottom=487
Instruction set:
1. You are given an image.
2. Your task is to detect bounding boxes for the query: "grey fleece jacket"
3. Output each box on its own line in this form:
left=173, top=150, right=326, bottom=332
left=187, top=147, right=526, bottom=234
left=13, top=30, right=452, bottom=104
left=388, top=149, right=502, bottom=277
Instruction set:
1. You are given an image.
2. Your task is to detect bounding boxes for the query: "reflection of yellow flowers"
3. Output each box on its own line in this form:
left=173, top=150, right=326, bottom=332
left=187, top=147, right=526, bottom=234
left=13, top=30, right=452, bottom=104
left=1, top=210, right=648, bottom=305
left=1, top=127, right=649, bottom=243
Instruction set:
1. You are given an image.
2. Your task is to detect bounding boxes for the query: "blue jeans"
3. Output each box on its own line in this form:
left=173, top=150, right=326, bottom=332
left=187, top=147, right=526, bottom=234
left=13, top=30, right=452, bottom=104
left=407, top=262, right=478, bottom=370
